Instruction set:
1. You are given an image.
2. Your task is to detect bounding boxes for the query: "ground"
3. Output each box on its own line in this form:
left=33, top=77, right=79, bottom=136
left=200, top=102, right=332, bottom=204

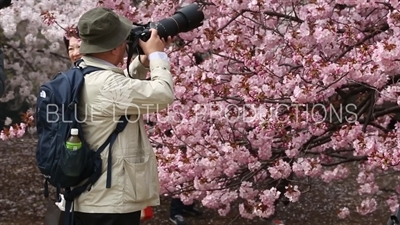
left=0, top=137, right=395, bottom=225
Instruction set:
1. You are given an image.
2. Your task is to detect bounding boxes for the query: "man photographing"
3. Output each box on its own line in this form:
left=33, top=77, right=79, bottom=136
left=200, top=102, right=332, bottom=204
left=72, top=7, right=174, bottom=225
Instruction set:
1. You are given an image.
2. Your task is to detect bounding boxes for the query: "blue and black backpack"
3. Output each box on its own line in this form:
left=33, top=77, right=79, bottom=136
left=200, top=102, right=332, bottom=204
left=35, top=60, right=130, bottom=224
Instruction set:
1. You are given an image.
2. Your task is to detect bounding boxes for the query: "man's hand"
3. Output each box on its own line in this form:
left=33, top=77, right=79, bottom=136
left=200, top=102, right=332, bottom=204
left=162, top=35, right=173, bottom=48
left=138, top=29, right=173, bottom=67
left=138, top=29, right=172, bottom=56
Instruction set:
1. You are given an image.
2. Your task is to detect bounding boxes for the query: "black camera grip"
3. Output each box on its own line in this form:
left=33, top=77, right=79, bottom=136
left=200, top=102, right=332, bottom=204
left=139, top=30, right=151, bottom=42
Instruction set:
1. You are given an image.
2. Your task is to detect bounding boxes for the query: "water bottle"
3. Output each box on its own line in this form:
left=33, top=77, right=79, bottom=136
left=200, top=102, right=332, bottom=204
left=66, top=128, right=81, bottom=151
left=62, top=128, right=83, bottom=177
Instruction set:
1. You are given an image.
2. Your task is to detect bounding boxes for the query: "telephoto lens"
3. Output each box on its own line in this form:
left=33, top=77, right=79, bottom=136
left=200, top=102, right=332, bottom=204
left=149, top=3, right=205, bottom=41
left=125, top=3, right=205, bottom=77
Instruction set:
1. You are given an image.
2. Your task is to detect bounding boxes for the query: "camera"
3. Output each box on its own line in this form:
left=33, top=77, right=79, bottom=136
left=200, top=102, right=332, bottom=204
left=126, top=3, right=205, bottom=58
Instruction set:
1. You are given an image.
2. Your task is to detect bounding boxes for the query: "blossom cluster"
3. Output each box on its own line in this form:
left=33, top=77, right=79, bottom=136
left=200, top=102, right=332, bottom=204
left=0, top=111, right=35, bottom=140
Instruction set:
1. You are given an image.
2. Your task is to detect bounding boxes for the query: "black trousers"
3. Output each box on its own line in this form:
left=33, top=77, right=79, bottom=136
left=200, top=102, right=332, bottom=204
left=170, top=198, right=195, bottom=217
left=73, top=211, right=141, bottom=225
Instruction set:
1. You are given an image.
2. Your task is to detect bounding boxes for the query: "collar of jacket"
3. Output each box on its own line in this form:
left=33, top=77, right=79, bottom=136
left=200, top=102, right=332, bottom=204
left=80, top=55, right=124, bottom=74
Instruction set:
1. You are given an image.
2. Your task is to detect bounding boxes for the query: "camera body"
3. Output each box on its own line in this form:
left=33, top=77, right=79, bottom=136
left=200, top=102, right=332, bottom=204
left=128, top=26, right=152, bottom=55
left=126, top=3, right=205, bottom=56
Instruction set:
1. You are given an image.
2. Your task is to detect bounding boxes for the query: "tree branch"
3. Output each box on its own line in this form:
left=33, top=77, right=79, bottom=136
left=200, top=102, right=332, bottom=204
left=36, top=50, right=69, bottom=60
left=362, top=91, right=375, bottom=132
left=218, top=10, right=247, bottom=32
left=333, top=23, right=389, bottom=62
left=321, top=155, right=368, bottom=166
left=264, top=10, right=303, bottom=23
left=3, top=44, right=36, bottom=72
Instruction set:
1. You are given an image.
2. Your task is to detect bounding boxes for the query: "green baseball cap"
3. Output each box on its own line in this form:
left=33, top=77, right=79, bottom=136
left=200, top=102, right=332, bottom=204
left=78, top=7, right=132, bottom=54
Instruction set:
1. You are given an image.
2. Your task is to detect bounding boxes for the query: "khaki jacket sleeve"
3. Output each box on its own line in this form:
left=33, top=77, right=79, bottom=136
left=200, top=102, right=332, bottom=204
left=100, top=58, right=174, bottom=116
left=123, top=56, right=148, bottom=80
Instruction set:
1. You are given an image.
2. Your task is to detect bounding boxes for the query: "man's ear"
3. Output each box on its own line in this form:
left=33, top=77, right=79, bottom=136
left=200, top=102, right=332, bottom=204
left=110, top=43, right=124, bottom=56
left=110, top=48, right=119, bottom=56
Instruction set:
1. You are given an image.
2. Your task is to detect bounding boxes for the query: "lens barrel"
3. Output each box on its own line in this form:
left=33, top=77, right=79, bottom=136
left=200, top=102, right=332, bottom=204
left=126, top=3, right=205, bottom=60
left=151, top=3, right=204, bottom=40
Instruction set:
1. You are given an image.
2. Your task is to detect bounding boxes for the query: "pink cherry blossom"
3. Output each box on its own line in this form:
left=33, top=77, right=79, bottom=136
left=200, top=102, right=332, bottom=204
left=284, top=185, right=301, bottom=203
left=386, top=195, right=399, bottom=213
left=267, top=159, right=292, bottom=180
left=321, top=165, right=350, bottom=183
left=0, top=131, right=8, bottom=141
left=337, top=207, right=350, bottom=219
left=356, top=198, right=377, bottom=215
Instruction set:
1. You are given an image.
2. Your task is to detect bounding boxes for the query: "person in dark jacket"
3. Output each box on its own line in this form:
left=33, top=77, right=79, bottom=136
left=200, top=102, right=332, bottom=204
left=0, top=0, right=11, bottom=10
left=0, top=1, right=10, bottom=124
left=0, top=47, right=6, bottom=97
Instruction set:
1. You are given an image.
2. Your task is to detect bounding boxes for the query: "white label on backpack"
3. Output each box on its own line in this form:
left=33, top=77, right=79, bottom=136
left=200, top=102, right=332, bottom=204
left=40, top=90, right=46, bottom=98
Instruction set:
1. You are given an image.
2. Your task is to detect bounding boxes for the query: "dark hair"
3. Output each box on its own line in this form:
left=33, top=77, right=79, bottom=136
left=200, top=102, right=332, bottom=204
left=63, top=36, right=69, bottom=54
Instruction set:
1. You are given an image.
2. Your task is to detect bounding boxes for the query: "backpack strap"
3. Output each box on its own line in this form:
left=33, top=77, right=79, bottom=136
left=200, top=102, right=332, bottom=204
left=99, top=115, right=131, bottom=188
left=74, top=58, right=104, bottom=75
left=82, top=65, right=103, bottom=75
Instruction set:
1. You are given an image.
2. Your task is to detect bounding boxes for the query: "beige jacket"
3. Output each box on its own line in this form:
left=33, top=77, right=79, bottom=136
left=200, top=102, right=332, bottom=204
left=74, top=55, right=174, bottom=213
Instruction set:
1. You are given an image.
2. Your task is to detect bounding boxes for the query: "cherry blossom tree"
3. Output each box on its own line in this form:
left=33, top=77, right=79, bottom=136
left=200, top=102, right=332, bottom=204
left=2, top=0, right=400, bottom=220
